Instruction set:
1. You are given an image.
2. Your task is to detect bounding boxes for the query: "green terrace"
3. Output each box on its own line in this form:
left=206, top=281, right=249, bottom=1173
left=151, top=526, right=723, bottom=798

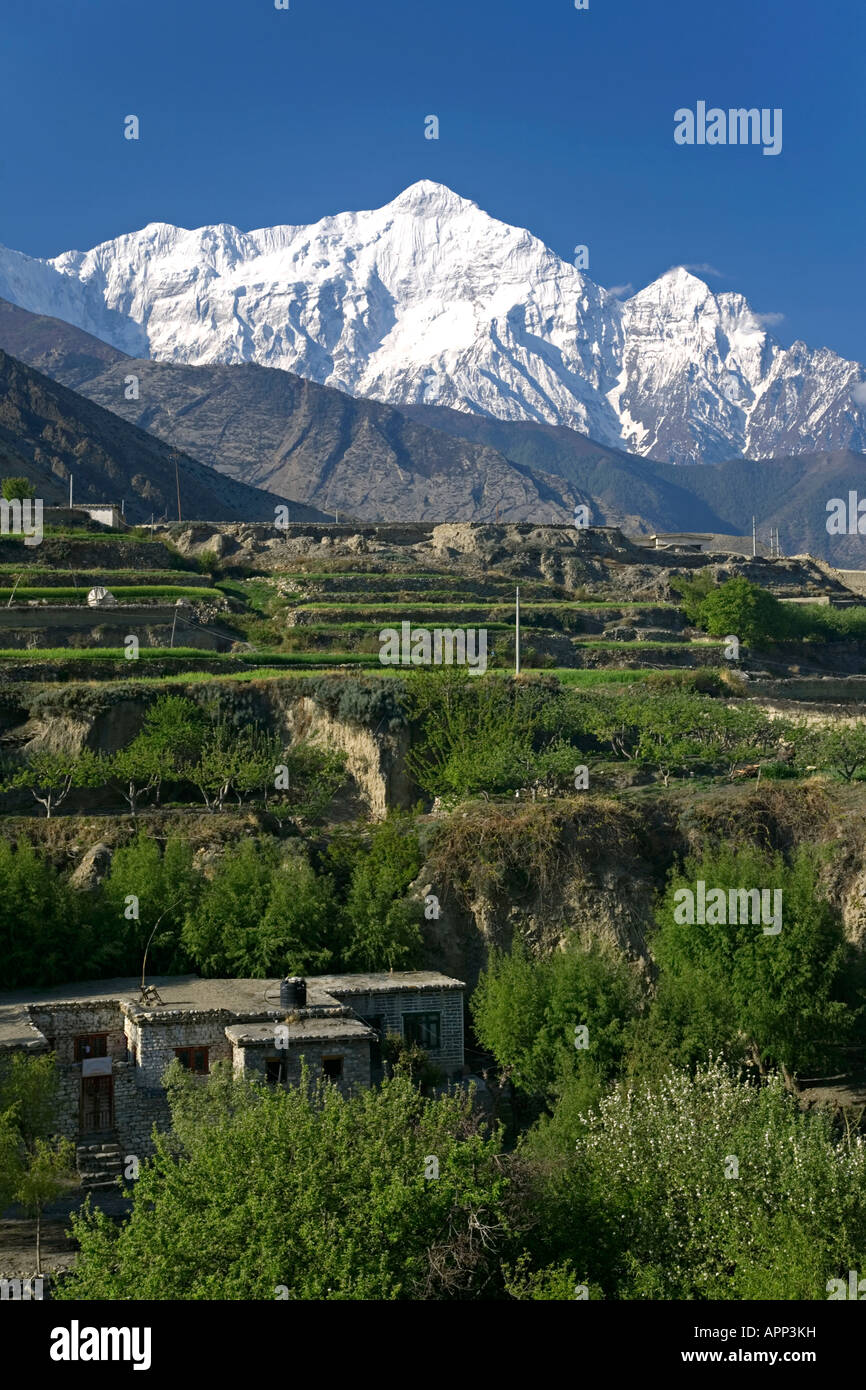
left=0, top=586, right=217, bottom=605
left=0, top=527, right=161, bottom=542
left=0, top=647, right=380, bottom=666
left=0, top=569, right=212, bottom=587
left=289, top=599, right=678, bottom=611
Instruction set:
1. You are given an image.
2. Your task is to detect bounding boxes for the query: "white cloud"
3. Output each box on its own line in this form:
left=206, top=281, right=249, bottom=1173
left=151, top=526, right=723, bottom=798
left=851, top=382, right=866, bottom=405
left=607, top=283, right=634, bottom=298
left=751, top=311, right=785, bottom=327
left=676, top=262, right=723, bottom=278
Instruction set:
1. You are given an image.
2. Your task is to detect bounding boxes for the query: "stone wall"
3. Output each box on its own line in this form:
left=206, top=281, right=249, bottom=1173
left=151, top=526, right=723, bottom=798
left=27, top=1006, right=173, bottom=1155
left=112, top=1066, right=171, bottom=1158
left=240, top=1038, right=371, bottom=1096
left=328, top=988, right=464, bottom=1077
left=136, top=1014, right=235, bottom=1087
left=29, top=1003, right=127, bottom=1064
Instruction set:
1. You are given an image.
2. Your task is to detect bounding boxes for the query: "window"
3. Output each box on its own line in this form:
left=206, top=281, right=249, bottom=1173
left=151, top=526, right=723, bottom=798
left=361, top=1014, right=384, bottom=1069
left=74, top=1034, right=107, bottom=1062
left=322, top=1056, right=344, bottom=1082
left=174, top=1047, right=209, bottom=1074
left=265, top=1057, right=284, bottom=1087
left=402, top=1012, right=441, bottom=1051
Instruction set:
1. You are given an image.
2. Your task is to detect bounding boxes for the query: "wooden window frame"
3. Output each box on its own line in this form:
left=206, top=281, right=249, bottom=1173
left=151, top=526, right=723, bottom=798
left=74, top=1033, right=108, bottom=1062
left=174, top=1046, right=209, bottom=1074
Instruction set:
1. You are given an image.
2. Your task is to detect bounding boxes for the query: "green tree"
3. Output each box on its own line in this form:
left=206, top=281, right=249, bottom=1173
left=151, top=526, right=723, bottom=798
left=522, top=1060, right=866, bottom=1300
left=137, top=695, right=208, bottom=803
left=644, top=846, right=857, bottom=1081
left=697, top=577, right=782, bottom=646
left=10, top=747, right=104, bottom=818
left=181, top=839, right=340, bottom=976
left=0, top=839, right=93, bottom=987
left=0, top=1054, right=75, bottom=1276
left=0, top=1053, right=61, bottom=1149
left=341, top=814, right=423, bottom=971
left=472, top=940, right=645, bottom=1107
left=670, top=570, right=716, bottom=624
left=808, top=723, right=866, bottom=782
left=190, top=721, right=256, bottom=812
left=98, top=833, right=199, bottom=976
left=14, top=1137, right=76, bottom=1276
left=1, top=476, right=36, bottom=501
left=107, top=741, right=162, bottom=815
left=58, top=1066, right=511, bottom=1300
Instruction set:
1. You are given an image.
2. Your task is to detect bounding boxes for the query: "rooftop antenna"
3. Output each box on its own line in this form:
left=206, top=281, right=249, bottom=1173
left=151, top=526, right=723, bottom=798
left=139, top=901, right=180, bottom=1003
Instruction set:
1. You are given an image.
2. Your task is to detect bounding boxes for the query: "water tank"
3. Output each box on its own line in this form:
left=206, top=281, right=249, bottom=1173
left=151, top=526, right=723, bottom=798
left=280, top=976, right=306, bottom=1009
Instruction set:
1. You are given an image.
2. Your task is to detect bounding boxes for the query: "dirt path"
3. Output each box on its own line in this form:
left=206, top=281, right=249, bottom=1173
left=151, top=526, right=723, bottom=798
left=0, top=1189, right=131, bottom=1285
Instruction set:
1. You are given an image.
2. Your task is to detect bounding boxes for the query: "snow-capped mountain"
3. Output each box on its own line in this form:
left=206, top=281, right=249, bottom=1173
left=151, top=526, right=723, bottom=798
left=0, top=180, right=863, bottom=466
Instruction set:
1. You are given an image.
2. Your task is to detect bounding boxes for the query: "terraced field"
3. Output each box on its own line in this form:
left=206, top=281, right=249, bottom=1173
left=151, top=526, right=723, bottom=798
left=0, top=528, right=731, bottom=683
left=0, top=586, right=214, bottom=604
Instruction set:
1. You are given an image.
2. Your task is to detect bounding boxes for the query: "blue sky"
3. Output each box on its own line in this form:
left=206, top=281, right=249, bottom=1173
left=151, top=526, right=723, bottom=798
left=1, top=0, right=863, bottom=360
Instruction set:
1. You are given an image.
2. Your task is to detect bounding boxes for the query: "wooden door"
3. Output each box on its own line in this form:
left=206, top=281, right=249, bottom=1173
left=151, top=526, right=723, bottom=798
left=80, top=1075, right=113, bottom=1133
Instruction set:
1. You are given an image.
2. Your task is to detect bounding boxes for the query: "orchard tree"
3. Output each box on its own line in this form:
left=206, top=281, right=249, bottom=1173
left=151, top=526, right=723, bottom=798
left=809, top=723, right=866, bottom=782
left=14, top=1137, right=76, bottom=1276
left=0, top=1054, right=75, bottom=1276
left=523, top=1059, right=866, bottom=1300
left=11, top=747, right=104, bottom=818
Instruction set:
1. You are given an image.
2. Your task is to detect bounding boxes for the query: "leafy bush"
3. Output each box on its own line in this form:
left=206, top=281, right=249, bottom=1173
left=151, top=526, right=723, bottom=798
left=639, top=845, right=858, bottom=1078
left=59, top=1067, right=510, bottom=1300
left=472, top=939, right=646, bottom=1108
left=524, top=1058, right=866, bottom=1300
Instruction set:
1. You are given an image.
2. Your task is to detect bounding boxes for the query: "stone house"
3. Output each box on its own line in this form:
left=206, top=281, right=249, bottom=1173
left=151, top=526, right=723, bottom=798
left=0, top=971, right=465, bottom=1176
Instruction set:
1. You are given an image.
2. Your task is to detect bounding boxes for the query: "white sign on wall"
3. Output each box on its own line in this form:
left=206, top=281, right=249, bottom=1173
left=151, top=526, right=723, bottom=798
left=81, top=1056, right=112, bottom=1077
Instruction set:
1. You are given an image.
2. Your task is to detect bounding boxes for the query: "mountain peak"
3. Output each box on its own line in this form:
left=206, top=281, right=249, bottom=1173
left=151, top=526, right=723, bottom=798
left=0, top=190, right=862, bottom=467
left=387, top=180, right=476, bottom=214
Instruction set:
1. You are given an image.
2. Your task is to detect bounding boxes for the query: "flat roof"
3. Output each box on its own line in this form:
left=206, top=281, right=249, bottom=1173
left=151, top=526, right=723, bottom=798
left=226, top=1018, right=374, bottom=1046
left=0, top=971, right=464, bottom=1048
left=313, top=972, right=465, bottom=995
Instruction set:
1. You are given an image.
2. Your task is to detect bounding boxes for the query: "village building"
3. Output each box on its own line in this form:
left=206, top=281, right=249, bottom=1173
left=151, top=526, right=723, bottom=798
left=0, top=972, right=465, bottom=1183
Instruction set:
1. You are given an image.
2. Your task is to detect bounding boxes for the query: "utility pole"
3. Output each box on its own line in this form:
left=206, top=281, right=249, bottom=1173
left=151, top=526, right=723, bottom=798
left=515, top=585, right=520, bottom=677
left=752, top=516, right=756, bottom=558
left=174, top=455, right=182, bottom=523
left=170, top=608, right=178, bottom=649
left=69, top=473, right=73, bottom=509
